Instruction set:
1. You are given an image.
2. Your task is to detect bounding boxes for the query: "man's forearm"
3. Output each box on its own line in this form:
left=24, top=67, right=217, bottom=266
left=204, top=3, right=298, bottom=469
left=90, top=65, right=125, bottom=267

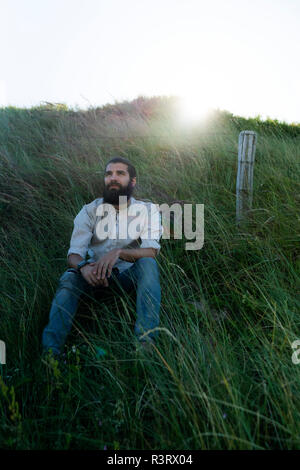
left=68, top=254, right=84, bottom=269
left=67, top=248, right=157, bottom=269
left=118, top=247, right=157, bottom=262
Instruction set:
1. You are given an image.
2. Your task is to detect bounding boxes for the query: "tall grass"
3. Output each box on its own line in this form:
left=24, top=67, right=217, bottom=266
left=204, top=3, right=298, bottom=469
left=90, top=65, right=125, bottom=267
left=0, top=98, right=299, bottom=449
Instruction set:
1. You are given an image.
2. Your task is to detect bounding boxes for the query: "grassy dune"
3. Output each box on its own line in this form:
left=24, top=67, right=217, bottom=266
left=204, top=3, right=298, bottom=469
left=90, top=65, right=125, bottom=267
left=0, top=97, right=299, bottom=449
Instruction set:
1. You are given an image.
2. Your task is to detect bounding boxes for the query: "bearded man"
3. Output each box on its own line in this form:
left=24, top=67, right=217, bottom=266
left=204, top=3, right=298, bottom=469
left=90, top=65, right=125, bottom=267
left=42, top=157, right=162, bottom=357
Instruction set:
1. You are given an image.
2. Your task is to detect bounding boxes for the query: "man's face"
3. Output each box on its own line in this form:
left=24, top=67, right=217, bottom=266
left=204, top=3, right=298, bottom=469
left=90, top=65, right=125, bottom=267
left=103, top=162, right=136, bottom=205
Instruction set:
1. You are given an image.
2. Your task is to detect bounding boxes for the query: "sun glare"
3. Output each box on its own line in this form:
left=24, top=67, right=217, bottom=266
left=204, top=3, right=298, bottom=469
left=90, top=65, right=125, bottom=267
left=177, top=95, right=212, bottom=125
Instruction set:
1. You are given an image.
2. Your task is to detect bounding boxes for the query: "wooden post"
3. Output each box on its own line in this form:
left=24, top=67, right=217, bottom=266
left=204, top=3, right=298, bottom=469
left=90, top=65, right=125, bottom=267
left=236, top=130, right=257, bottom=224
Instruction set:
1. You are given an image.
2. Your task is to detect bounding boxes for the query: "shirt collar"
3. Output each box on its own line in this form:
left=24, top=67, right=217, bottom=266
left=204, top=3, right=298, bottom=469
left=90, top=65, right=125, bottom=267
left=118, top=196, right=136, bottom=212
left=97, top=196, right=137, bottom=212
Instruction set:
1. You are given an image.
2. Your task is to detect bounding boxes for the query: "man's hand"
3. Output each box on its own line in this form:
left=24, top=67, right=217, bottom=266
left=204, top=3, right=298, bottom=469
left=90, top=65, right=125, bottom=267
left=80, top=263, right=109, bottom=287
left=90, top=249, right=121, bottom=283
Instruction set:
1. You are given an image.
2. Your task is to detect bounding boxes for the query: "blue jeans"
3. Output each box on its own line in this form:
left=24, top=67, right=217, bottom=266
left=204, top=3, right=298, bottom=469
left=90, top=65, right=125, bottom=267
left=42, top=258, right=161, bottom=355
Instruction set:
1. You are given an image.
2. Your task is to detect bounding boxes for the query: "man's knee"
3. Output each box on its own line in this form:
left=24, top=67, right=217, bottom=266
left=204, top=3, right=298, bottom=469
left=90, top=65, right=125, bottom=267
left=135, top=257, right=160, bottom=279
left=135, top=257, right=158, bottom=268
left=58, top=269, right=82, bottom=291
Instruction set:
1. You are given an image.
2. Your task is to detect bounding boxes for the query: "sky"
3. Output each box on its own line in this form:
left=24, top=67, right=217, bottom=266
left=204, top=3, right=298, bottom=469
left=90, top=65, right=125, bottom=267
left=1, top=0, right=299, bottom=123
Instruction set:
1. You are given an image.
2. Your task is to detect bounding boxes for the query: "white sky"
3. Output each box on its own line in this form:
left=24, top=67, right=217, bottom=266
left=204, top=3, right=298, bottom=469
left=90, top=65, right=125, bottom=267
left=1, top=0, right=299, bottom=122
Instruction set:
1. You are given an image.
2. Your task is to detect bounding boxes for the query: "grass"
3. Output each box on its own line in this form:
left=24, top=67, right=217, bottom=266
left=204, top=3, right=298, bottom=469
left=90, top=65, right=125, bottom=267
left=0, top=97, right=299, bottom=449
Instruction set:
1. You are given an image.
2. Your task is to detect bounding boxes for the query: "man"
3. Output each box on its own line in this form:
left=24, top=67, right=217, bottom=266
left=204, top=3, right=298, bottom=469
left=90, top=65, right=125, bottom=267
left=42, top=157, right=162, bottom=357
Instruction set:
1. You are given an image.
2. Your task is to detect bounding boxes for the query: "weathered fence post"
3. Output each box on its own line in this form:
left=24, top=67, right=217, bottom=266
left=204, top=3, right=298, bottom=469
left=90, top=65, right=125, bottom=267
left=236, top=130, right=257, bottom=224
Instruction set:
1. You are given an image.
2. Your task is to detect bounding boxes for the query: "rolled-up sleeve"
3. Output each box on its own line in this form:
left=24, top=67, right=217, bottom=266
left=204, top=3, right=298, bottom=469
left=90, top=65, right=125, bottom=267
left=139, top=203, right=163, bottom=255
left=67, top=205, right=94, bottom=259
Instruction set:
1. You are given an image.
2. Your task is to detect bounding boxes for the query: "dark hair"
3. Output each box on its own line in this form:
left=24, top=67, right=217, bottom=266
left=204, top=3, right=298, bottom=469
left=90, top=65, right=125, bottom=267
left=105, top=157, right=136, bottom=179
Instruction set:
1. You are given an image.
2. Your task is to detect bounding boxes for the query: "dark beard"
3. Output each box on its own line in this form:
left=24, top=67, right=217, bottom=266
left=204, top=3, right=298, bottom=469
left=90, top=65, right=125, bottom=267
left=102, top=181, right=134, bottom=205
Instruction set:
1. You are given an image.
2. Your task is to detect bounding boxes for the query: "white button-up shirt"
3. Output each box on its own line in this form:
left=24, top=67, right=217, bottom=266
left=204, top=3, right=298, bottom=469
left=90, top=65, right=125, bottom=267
left=67, top=196, right=163, bottom=273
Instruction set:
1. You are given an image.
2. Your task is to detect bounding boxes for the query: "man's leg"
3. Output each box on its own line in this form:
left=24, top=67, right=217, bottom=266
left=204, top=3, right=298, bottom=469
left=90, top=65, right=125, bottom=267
left=42, top=269, right=90, bottom=356
left=113, top=258, right=161, bottom=343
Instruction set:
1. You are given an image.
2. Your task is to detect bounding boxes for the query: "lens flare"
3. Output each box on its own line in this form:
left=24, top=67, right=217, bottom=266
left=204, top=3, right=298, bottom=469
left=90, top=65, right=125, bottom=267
left=177, top=95, right=212, bottom=125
